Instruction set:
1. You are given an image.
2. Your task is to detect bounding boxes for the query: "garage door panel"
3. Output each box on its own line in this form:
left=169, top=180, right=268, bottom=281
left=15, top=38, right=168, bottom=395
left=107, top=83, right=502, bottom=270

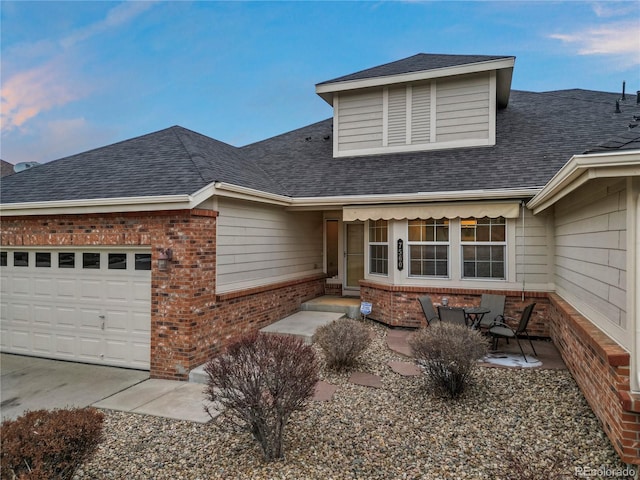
left=32, top=332, right=53, bottom=354
left=12, top=304, right=31, bottom=323
left=106, top=281, right=129, bottom=301
left=55, top=279, right=76, bottom=298
left=11, top=277, right=30, bottom=295
left=133, top=282, right=151, bottom=301
left=80, top=280, right=103, bottom=299
left=55, top=306, right=78, bottom=328
left=33, top=305, right=54, bottom=326
left=104, top=310, right=128, bottom=331
left=55, top=335, right=76, bottom=355
left=34, top=278, right=54, bottom=297
left=10, top=330, right=31, bottom=351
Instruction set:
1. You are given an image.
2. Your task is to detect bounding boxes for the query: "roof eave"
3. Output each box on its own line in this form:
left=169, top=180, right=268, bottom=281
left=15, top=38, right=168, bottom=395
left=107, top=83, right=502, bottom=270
left=527, top=150, right=640, bottom=214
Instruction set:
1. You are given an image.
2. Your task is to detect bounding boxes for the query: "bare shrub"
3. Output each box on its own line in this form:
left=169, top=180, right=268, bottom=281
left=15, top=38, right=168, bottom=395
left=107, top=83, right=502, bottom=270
left=1, top=407, right=104, bottom=480
left=312, top=318, right=372, bottom=370
left=204, top=332, right=319, bottom=461
left=409, top=322, right=489, bottom=398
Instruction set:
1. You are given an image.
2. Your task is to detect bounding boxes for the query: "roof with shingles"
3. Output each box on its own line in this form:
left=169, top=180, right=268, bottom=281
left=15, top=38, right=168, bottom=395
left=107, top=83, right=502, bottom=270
left=1, top=61, right=639, bottom=206
left=316, top=53, right=513, bottom=85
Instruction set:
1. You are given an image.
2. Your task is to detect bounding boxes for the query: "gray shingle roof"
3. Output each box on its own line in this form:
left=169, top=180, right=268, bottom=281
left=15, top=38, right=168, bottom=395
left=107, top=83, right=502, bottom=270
left=317, top=53, right=514, bottom=85
left=1, top=79, right=638, bottom=205
left=241, top=89, right=640, bottom=197
left=0, top=126, right=284, bottom=204
left=584, top=128, right=640, bottom=154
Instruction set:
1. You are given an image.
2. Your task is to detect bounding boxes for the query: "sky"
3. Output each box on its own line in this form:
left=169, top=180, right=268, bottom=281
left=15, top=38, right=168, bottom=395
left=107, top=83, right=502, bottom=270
left=1, top=1, right=639, bottom=166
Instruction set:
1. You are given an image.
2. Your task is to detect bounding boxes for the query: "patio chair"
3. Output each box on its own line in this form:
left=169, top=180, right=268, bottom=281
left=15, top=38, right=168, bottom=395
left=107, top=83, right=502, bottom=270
left=488, top=303, right=537, bottom=362
left=418, top=295, right=439, bottom=325
left=437, top=306, right=468, bottom=328
left=478, top=293, right=506, bottom=330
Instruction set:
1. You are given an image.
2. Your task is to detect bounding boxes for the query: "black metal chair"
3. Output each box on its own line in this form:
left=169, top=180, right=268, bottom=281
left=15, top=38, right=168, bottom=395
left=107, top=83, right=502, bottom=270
left=437, top=306, right=468, bottom=328
left=418, top=295, right=439, bottom=325
left=478, top=293, right=506, bottom=330
left=488, top=303, right=537, bottom=362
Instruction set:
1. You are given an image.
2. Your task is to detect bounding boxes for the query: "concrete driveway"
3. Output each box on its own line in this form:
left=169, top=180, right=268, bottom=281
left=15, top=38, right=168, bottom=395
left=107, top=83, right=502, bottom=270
left=1, top=353, right=218, bottom=423
left=1, top=353, right=148, bottom=421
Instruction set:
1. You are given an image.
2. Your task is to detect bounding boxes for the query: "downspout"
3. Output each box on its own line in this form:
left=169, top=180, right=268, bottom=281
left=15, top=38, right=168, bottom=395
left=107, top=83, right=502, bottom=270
left=633, top=179, right=640, bottom=392
left=521, top=200, right=526, bottom=301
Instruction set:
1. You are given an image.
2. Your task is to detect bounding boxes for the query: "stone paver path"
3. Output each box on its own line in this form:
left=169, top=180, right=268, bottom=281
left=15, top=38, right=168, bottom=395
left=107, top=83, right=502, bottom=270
left=386, top=330, right=413, bottom=356
left=387, top=361, right=421, bottom=376
left=313, top=380, right=338, bottom=401
left=348, top=372, right=383, bottom=388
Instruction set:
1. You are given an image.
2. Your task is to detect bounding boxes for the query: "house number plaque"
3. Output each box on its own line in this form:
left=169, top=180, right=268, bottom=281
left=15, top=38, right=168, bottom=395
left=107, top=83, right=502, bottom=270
left=397, top=239, right=404, bottom=271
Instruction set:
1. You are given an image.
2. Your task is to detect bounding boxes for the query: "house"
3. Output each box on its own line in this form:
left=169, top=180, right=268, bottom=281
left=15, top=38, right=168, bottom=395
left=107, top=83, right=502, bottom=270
left=1, top=53, right=638, bottom=463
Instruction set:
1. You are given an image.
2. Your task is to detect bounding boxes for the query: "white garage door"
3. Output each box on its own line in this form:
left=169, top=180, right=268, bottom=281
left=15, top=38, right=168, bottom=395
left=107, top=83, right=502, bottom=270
left=0, top=249, right=151, bottom=370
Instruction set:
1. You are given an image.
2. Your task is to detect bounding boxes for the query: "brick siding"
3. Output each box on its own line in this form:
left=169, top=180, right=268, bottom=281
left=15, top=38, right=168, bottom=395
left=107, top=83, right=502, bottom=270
left=1, top=210, right=325, bottom=380
left=360, top=280, right=550, bottom=336
left=548, top=293, right=640, bottom=465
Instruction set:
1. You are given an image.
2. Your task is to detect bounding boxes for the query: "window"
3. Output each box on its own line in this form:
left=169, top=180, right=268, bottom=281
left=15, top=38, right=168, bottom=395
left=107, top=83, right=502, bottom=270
left=135, top=254, right=151, bottom=271
left=36, top=252, right=51, bottom=267
left=408, top=218, right=449, bottom=277
left=0, top=252, right=6, bottom=267
left=461, top=216, right=506, bottom=279
left=83, top=252, right=100, bottom=269
left=369, top=220, right=388, bottom=275
left=14, top=252, right=28, bottom=267
left=108, top=253, right=127, bottom=270
left=58, top=252, right=75, bottom=268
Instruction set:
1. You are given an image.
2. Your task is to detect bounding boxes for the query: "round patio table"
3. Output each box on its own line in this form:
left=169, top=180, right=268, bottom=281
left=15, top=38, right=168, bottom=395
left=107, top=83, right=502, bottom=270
left=463, top=306, right=491, bottom=329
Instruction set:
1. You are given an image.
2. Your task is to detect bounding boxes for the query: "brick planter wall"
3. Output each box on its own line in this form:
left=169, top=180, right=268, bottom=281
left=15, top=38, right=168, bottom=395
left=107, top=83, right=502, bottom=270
left=1, top=210, right=326, bottom=380
left=360, top=281, right=550, bottom=336
left=548, top=293, right=640, bottom=465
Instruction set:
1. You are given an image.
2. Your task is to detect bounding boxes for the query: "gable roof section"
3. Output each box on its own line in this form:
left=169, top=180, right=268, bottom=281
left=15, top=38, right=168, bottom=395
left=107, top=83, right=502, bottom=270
left=316, top=53, right=515, bottom=108
left=0, top=126, right=285, bottom=206
left=317, top=53, right=513, bottom=84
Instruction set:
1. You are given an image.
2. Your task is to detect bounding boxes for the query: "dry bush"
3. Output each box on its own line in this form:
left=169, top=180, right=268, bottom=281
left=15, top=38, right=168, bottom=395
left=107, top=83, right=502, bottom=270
left=1, top=407, right=104, bottom=480
left=204, top=332, right=319, bottom=461
left=409, top=322, right=489, bottom=398
left=312, top=318, right=372, bottom=370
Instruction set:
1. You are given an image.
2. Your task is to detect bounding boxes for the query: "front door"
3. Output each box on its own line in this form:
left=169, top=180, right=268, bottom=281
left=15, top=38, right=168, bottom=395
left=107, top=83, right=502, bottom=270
left=345, top=222, right=364, bottom=291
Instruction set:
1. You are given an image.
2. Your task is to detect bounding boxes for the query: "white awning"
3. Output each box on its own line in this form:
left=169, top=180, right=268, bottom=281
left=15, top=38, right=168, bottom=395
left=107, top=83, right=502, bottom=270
left=343, top=202, right=521, bottom=221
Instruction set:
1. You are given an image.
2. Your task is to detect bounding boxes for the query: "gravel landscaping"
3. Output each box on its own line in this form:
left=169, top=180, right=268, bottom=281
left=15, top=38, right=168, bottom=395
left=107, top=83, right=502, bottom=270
left=74, top=321, right=631, bottom=479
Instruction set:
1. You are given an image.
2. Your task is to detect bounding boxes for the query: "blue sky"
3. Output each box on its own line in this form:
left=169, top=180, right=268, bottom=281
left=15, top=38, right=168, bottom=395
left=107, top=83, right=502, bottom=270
left=1, top=1, right=639, bottom=165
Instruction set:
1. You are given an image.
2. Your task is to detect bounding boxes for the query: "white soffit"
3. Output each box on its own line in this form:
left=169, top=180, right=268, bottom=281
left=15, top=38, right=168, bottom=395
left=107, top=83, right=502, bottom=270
left=343, top=201, right=521, bottom=221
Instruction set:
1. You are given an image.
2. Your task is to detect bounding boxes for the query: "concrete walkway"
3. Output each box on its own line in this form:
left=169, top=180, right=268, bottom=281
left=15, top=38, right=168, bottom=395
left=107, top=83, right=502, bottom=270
left=0, top=353, right=215, bottom=423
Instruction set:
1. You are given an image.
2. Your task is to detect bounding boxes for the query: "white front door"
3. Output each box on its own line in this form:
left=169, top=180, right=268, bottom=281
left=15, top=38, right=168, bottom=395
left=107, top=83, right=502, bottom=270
left=345, top=222, right=364, bottom=291
left=0, top=249, right=151, bottom=370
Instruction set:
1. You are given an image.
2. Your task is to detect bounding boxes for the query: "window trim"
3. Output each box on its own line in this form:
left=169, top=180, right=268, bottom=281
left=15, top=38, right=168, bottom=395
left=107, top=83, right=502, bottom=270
left=407, top=218, right=450, bottom=278
left=368, top=219, right=389, bottom=276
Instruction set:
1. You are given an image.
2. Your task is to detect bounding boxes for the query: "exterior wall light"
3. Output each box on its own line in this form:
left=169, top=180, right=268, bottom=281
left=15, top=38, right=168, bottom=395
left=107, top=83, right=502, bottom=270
left=158, top=248, right=173, bottom=271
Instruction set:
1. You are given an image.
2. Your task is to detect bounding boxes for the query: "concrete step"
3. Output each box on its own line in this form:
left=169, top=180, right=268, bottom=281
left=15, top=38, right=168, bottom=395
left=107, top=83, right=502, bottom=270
left=259, top=310, right=344, bottom=344
left=189, top=364, right=208, bottom=385
left=301, top=296, right=361, bottom=319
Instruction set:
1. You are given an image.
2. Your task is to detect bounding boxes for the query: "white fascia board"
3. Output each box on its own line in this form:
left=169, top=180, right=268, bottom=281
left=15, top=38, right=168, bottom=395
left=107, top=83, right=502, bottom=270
left=528, top=150, right=640, bottom=214
left=316, top=58, right=515, bottom=104
left=287, top=187, right=541, bottom=210
left=0, top=194, right=195, bottom=217
left=212, top=182, right=292, bottom=206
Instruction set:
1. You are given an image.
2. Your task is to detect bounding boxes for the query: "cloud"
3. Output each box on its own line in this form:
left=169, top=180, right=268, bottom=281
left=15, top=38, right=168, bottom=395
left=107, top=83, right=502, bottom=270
left=60, top=1, right=156, bottom=49
left=1, top=60, right=84, bottom=133
left=549, top=20, right=640, bottom=61
left=1, top=2, right=157, bottom=133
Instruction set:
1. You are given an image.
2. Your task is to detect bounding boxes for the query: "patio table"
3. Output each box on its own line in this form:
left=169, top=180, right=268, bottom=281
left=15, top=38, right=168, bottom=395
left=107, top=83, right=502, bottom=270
left=463, top=306, right=491, bottom=329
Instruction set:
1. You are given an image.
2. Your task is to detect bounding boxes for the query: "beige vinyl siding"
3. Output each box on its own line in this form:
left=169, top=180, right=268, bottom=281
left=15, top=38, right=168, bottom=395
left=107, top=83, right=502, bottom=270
left=411, top=83, right=431, bottom=144
left=515, top=208, right=553, bottom=288
left=435, top=72, right=490, bottom=143
left=553, top=178, right=628, bottom=347
left=337, top=90, right=383, bottom=152
left=216, top=199, right=323, bottom=293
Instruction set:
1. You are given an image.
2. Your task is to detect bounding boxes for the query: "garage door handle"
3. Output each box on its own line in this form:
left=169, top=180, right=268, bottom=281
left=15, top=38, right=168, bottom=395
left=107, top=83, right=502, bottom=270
left=99, top=315, right=105, bottom=330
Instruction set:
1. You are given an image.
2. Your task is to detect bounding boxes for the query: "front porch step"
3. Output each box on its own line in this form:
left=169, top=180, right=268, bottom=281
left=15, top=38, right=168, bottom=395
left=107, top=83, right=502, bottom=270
left=259, top=310, right=344, bottom=344
left=189, top=364, right=208, bottom=384
left=301, top=295, right=361, bottom=319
